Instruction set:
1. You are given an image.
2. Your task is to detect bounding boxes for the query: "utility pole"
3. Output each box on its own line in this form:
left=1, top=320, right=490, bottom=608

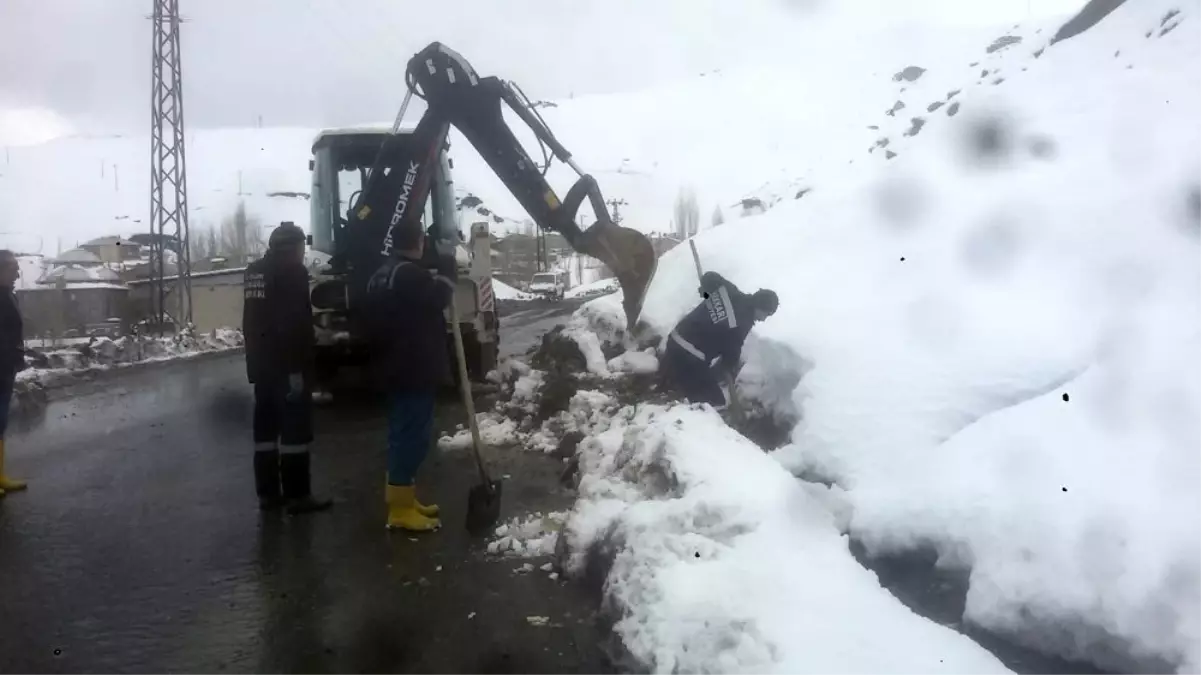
left=535, top=228, right=548, bottom=272
left=149, top=0, right=193, bottom=332
left=605, top=197, right=628, bottom=225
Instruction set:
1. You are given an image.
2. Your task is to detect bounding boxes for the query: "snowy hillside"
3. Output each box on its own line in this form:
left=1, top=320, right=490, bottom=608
left=0, top=128, right=315, bottom=252
left=593, top=0, right=1198, bottom=671
left=1, top=3, right=1087, bottom=249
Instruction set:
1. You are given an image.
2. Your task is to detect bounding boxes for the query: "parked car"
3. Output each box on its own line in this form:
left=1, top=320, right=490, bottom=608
left=528, top=271, right=567, bottom=301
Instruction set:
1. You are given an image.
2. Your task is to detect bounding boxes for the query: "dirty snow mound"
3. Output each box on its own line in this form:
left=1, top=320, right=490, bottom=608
left=487, top=511, right=569, bottom=559
left=565, top=277, right=619, bottom=299
left=17, top=327, right=245, bottom=390
left=494, top=279, right=535, bottom=301
left=606, top=348, right=658, bottom=375
left=559, top=403, right=1009, bottom=673
left=437, top=414, right=519, bottom=451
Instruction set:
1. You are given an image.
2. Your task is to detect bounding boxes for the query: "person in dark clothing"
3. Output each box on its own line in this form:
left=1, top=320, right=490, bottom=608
left=243, top=222, right=331, bottom=514
left=364, top=221, right=456, bottom=532
left=661, top=271, right=779, bottom=409
left=0, top=250, right=28, bottom=497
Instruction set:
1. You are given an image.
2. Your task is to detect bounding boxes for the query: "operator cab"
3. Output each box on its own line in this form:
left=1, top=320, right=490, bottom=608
left=309, top=127, right=459, bottom=269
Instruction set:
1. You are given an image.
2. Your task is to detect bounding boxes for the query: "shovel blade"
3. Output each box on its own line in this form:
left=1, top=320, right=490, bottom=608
left=466, top=479, right=504, bottom=535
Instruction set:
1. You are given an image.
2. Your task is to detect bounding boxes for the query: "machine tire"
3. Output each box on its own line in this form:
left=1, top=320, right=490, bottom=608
left=449, top=327, right=483, bottom=388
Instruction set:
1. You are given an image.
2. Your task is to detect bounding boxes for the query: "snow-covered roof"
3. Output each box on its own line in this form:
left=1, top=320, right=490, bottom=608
left=311, top=125, right=418, bottom=150
left=48, top=248, right=102, bottom=265
left=19, top=282, right=128, bottom=292
left=126, top=266, right=248, bottom=285
left=38, top=264, right=121, bottom=284
left=82, top=235, right=141, bottom=248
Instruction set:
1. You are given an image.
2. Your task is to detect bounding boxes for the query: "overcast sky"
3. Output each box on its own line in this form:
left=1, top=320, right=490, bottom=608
left=0, top=0, right=1084, bottom=141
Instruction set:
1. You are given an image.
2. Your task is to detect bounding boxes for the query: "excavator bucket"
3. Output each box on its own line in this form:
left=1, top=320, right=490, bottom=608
left=578, top=220, right=658, bottom=330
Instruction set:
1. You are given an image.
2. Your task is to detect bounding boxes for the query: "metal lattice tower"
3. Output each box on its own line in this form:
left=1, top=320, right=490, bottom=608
left=149, top=0, right=192, bottom=332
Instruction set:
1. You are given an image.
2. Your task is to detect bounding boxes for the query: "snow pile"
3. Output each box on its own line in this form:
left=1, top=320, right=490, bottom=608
left=565, top=276, right=619, bottom=299
left=494, top=278, right=534, bottom=301
left=486, top=511, right=569, bottom=559
left=618, top=2, right=1201, bottom=671
left=511, top=369, right=545, bottom=405
left=449, top=303, right=1013, bottom=672
left=17, top=327, right=245, bottom=389
left=606, top=348, right=658, bottom=375
left=524, top=388, right=620, bottom=455
left=554, top=398, right=1009, bottom=673
left=436, top=414, right=519, bottom=451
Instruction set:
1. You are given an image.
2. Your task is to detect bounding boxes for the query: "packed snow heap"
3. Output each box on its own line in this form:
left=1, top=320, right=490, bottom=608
left=17, top=327, right=244, bottom=392
left=446, top=2, right=1201, bottom=673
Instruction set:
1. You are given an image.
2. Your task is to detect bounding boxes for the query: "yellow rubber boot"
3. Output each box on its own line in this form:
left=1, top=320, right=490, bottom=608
left=385, top=474, right=439, bottom=517
left=414, top=485, right=440, bottom=518
left=386, top=484, right=441, bottom=532
left=0, top=440, right=27, bottom=492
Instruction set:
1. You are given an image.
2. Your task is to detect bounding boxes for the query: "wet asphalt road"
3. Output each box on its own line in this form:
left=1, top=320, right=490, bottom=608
left=497, top=297, right=589, bottom=360
left=0, top=295, right=1127, bottom=674
left=0, top=300, right=609, bottom=674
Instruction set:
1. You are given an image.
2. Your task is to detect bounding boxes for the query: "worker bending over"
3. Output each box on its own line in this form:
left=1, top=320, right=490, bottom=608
left=243, top=222, right=331, bottom=514
left=365, top=221, right=455, bottom=532
left=661, top=271, right=778, bottom=409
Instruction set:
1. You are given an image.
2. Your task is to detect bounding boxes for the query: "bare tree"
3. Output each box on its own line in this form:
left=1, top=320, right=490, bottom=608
left=218, top=201, right=265, bottom=263
left=189, top=223, right=213, bottom=261
left=205, top=226, right=220, bottom=259
left=711, top=205, right=725, bottom=228
left=672, top=187, right=700, bottom=239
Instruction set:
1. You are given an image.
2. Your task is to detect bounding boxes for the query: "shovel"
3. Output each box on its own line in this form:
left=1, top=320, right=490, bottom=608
left=449, top=292, right=504, bottom=534
left=687, top=240, right=743, bottom=421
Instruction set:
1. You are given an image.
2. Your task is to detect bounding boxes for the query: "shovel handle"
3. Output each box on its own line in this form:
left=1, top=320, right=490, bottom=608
left=688, top=240, right=741, bottom=417
left=449, top=291, right=493, bottom=489
left=688, top=239, right=704, bottom=281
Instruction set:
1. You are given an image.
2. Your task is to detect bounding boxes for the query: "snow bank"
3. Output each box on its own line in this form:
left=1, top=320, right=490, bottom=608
left=462, top=344, right=1011, bottom=670
left=625, top=1, right=1201, bottom=669
left=606, top=348, right=658, bottom=375
left=16, top=327, right=245, bottom=390
left=565, top=276, right=619, bottom=299
left=437, top=414, right=519, bottom=451
left=487, top=511, right=568, bottom=559
left=494, top=278, right=534, bottom=301
left=560, top=402, right=1010, bottom=673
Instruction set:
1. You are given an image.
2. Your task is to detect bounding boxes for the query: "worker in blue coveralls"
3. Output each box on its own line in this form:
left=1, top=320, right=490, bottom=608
left=364, top=220, right=455, bottom=532
left=660, top=271, right=778, bottom=410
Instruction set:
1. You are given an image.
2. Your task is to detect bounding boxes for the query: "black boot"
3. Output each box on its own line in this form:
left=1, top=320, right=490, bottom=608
left=254, top=449, right=284, bottom=511
left=280, top=450, right=332, bottom=515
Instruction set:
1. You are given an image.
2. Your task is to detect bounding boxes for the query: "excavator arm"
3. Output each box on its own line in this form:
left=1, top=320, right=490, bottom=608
left=352, top=42, right=656, bottom=329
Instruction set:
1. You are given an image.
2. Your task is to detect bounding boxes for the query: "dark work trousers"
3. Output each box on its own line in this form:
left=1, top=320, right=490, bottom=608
left=0, top=368, right=14, bottom=439
left=253, top=378, right=315, bottom=500
left=660, top=338, right=727, bottom=409
left=386, top=392, right=435, bottom=486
